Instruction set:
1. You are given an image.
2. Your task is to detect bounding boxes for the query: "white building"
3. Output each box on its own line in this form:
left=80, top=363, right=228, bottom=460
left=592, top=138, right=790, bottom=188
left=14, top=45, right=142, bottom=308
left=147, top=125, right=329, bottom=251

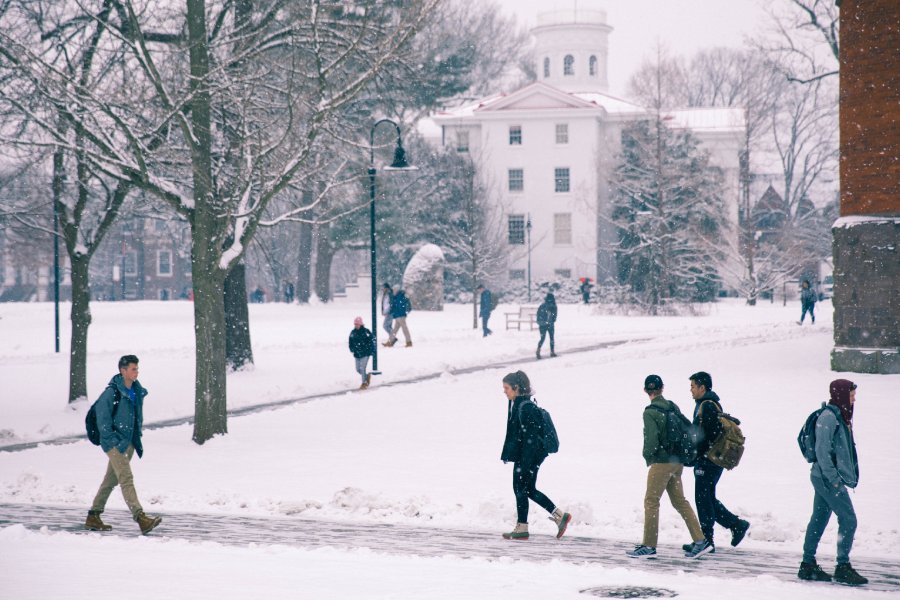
left=429, top=8, right=745, bottom=287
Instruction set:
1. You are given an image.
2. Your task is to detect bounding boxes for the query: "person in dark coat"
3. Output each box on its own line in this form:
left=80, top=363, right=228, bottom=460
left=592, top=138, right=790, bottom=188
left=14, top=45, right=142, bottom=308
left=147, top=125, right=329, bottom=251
left=477, top=284, right=493, bottom=337
left=535, top=293, right=557, bottom=359
left=85, top=355, right=162, bottom=535
left=385, top=289, right=412, bottom=347
left=580, top=279, right=592, bottom=304
left=798, top=379, right=867, bottom=585
left=499, top=370, right=571, bottom=540
left=799, top=279, right=817, bottom=325
left=688, top=371, right=749, bottom=555
left=349, top=316, right=374, bottom=389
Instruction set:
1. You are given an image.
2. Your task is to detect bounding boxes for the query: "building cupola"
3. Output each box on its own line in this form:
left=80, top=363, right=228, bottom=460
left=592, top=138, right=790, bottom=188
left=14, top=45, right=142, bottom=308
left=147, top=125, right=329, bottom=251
left=532, top=4, right=612, bottom=93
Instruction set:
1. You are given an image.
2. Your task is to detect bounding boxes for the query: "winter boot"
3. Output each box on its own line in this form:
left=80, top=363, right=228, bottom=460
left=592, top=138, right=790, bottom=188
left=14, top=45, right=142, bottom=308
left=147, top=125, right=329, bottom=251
left=502, top=522, right=529, bottom=540
left=798, top=560, right=832, bottom=582
left=359, top=381, right=368, bottom=390
left=135, top=511, right=162, bottom=535
left=383, top=339, right=396, bottom=347
left=731, top=519, right=750, bottom=547
left=405, top=341, right=413, bottom=347
left=550, top=508, right=572, bottom=539
left=85, top=510, right=112, bottom=531
left=550, top=351, right=557, bottom=358
left=535, top=349, right=541, bottom=360
left=834, top=563, right=868, bottom=586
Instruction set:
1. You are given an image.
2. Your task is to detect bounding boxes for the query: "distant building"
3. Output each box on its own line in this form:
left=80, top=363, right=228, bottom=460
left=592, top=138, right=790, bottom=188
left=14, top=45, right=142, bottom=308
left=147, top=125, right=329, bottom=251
left=428, top=8, right=745, bottom=287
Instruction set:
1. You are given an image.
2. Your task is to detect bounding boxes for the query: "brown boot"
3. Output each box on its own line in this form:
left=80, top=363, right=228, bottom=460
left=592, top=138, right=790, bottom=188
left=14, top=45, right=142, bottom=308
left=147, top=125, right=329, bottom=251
left=135, top=511, right=162, bottom=535
left=85, top=510, right=112, bottom=531
left=405, top=341, right=413, bottom=347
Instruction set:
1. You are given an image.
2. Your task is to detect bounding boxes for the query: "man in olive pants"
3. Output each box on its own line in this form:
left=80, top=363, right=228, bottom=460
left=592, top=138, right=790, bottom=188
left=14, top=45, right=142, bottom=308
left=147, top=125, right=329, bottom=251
left=85, top=355, right=162, bottom=535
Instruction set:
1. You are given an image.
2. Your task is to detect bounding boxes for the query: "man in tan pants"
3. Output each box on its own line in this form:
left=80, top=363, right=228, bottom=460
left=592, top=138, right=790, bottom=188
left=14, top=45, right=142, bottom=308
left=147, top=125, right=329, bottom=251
left=85, top=355, right=161, bottom=535
left=626, top=374, right=710, bottom=558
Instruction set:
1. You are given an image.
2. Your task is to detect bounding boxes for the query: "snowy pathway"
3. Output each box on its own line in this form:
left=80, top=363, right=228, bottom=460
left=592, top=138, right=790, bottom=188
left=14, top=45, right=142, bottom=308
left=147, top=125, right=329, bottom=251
left=2, top=503, right=898, bottom=593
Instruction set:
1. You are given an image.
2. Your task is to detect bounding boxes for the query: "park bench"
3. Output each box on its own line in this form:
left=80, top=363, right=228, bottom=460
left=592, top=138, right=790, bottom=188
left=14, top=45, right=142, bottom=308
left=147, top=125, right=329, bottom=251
left=504, top=306, right=539, bottom=331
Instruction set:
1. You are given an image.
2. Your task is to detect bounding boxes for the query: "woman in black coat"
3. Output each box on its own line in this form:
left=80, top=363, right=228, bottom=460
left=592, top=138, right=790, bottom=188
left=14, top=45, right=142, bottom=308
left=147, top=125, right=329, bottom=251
left=499, top=370, right=571, bottom=540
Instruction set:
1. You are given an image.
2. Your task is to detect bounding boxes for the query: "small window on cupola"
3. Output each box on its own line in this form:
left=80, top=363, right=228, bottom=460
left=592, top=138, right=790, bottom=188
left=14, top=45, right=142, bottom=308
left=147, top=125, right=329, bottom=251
left=543, top=57, right=550, bottom=78
left=589, top=55, right=597, bottom=76
left=564, top=55, right=574, bottom=76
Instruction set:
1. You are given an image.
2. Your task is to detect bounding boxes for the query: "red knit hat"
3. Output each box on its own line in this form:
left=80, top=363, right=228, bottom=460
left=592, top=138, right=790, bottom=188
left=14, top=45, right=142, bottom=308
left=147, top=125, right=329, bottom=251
left=829, top=379, right=857, bottom=426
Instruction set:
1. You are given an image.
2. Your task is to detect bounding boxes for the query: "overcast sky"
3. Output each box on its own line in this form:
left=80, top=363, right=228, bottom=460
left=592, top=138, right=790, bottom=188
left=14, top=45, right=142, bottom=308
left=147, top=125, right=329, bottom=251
left=493, top=0, right=771, bottom=97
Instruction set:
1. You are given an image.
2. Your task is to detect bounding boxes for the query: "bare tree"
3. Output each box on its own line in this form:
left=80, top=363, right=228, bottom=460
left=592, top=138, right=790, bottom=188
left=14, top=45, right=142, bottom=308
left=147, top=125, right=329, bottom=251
left=758, top=0, right=839, bottom=84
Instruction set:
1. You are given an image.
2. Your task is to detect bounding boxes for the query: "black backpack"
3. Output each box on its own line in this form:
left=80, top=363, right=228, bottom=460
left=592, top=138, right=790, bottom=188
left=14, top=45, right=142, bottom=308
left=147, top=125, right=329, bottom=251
left=517, top=399, right=560, bottom=454
left=646, top=403, right=699, bottom=466
left=798, top=403, right=829, bottom=463
left=85, top=386, right=121, bottom=445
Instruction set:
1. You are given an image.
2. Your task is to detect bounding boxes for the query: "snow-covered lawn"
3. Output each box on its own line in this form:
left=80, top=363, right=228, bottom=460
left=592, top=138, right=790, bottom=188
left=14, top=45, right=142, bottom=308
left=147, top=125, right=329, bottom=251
left=1, top=299, right=897, bottom=598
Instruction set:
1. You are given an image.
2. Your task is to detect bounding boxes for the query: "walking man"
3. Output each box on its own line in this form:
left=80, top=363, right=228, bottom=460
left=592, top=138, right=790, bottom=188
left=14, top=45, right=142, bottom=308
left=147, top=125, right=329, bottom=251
left=85, top=355, right=162, bottom=535
left=349, top=316, right=374, bottom=390
left=380, top=283, right=394, bottom=338
left=627, top=375, right=708, bottom=558
left=385, top=289, right=412, bottom=347
left=798, top=379, right=867, bottom=585
left=688, top=371, right=750, bottom=554
left=535, top=293, right=557, bottom=359
left=799, top=279, right=817, bottom=325
left=477, top=284, right=493, bottom=337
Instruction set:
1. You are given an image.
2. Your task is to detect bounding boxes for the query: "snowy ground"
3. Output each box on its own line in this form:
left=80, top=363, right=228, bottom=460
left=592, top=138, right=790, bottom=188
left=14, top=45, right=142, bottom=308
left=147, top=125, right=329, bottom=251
left=1, top=299, right=898, bottom=599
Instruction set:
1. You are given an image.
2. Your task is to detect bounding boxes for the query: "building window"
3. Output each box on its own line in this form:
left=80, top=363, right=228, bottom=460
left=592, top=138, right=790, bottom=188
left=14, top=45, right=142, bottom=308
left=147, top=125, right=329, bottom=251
left=509, top=269, right=526, bottom=281
left=554, top=213, right=572, bottom=245
left=509, top=125, right=522, bottom=145
left=554, top=167, right=570, bottom=193
left=543, top=57, right=550, bottom=78
left=589, top=55, right=597, bottom=76
left=157, top=250, right=173, bottom=276
left=508, top=169, right=524, bottom=192
left=508, top=214, right=525, bottom=245
left=564, top=55, right=574, bottom=76
left=123, top=251, right=138, bottom=276
left=555, top=268, right=572, bottom=279
left=456, top=130, right=469, bottom=153
left=555, top=123, right=569, bottom=144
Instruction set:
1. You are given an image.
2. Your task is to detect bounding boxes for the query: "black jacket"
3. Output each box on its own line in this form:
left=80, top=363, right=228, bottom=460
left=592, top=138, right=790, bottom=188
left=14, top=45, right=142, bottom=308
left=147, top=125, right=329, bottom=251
left=479, top=289, right=492, bottom=317
left=536, top=300, right=557, bottom=327
left=348, top=327, right=374, bottom=358
left=500, top=396, right=547, bottom=464
left=692, top=390, right=724, bottom=455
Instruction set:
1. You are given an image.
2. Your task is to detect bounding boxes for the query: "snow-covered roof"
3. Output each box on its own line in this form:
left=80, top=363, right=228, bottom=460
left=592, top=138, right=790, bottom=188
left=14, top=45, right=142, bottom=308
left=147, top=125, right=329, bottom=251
left=661, top=108, right=746, bottom=133
left=572, top=92, right=645, bottom=116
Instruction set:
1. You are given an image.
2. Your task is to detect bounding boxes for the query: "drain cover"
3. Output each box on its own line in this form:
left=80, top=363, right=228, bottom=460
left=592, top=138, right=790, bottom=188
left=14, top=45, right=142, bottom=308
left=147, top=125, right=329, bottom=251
left=580, top=586, right=678, bottom=599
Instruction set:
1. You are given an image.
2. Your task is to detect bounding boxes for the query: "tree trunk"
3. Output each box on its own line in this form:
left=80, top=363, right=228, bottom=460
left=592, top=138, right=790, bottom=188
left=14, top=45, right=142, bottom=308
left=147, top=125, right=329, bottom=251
left=296, top=220, right=313, bottom=303
left=224, top=262, right=253, bottom=371
left=314, top=224, right=334, bottom=302
left=68, top=254, right=92, bottom=403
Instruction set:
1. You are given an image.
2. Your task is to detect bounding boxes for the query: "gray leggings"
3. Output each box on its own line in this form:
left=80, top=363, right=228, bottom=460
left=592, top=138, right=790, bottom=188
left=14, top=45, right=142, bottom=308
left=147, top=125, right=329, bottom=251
left=802, top=473, right=857, bottom=565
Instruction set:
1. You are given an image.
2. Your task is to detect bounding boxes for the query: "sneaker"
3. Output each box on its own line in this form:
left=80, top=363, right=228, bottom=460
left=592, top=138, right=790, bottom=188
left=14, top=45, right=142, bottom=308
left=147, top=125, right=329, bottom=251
left=85, top=510, right=112, bottom=531
left=731, top=519, right=750, bottom=547
left=684, top=539, right=714, bottom=558
left=683, top=542, right=715, bottom=554
left=834, top=563, right=868, bottom=586
left=502, top=523, right=529, bottom=540
left=798, top=560, right=832, bottom=582
left=626, top=544, right=657, bottom=559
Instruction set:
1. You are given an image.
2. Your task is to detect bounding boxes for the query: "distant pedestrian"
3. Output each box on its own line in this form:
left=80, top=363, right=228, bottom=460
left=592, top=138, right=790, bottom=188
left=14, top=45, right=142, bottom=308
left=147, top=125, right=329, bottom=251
left=250, top=286, right=265, bottom=303
left=349, top=317, right=374, bottom=390
left=284, top=282, right=295, bottom=304
left=380, top=283, right=394, bottom=338
left=385, top=289, right=412, bottom=347
left=580, top=278, right=592, bottom=304
left=799, top=280, right=817, bottom=325
left=798, top=379, right=868, bottom=586
left=688, top=371, right=749, bottom=555
left=627, top=375, right=707, bottom=559
left=84, top=355, right=162, bottom=535
left=499, top=370, right=571, bottom=540
left=477, top=284, right=493, bottom=337
left=535, top=293, right=557, bottom=359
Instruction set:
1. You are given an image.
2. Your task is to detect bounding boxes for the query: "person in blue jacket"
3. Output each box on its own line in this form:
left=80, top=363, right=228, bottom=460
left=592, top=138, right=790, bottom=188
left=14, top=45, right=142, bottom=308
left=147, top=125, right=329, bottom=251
left=385, top=289, right=412, bottom=347
left=85, top=355, right=162, bottom=535
left=798, top=379, right=868, bottom=585
left=477, top=284, right=493, bottom=337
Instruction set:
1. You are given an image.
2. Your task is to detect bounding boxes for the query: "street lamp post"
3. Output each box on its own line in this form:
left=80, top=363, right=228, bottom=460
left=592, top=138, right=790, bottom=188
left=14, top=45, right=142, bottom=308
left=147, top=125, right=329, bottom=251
left=526, top=214, right=532, bottom=303
left=368, top=119, right=415, bottom=375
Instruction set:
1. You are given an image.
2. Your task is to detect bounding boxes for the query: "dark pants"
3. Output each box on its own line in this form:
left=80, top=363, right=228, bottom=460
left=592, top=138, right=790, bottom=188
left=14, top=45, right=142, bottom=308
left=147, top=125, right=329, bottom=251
left=694, top=458, right=740, bottom=543
left=801, top=302, right=816, bottom=324
left=802, top=473, right=857, bottom=565
left=481, top=314, right=492, bottom=336
left=513, top=457, right=555, bottom=523
left=537, top=324, right=555, bottom=353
